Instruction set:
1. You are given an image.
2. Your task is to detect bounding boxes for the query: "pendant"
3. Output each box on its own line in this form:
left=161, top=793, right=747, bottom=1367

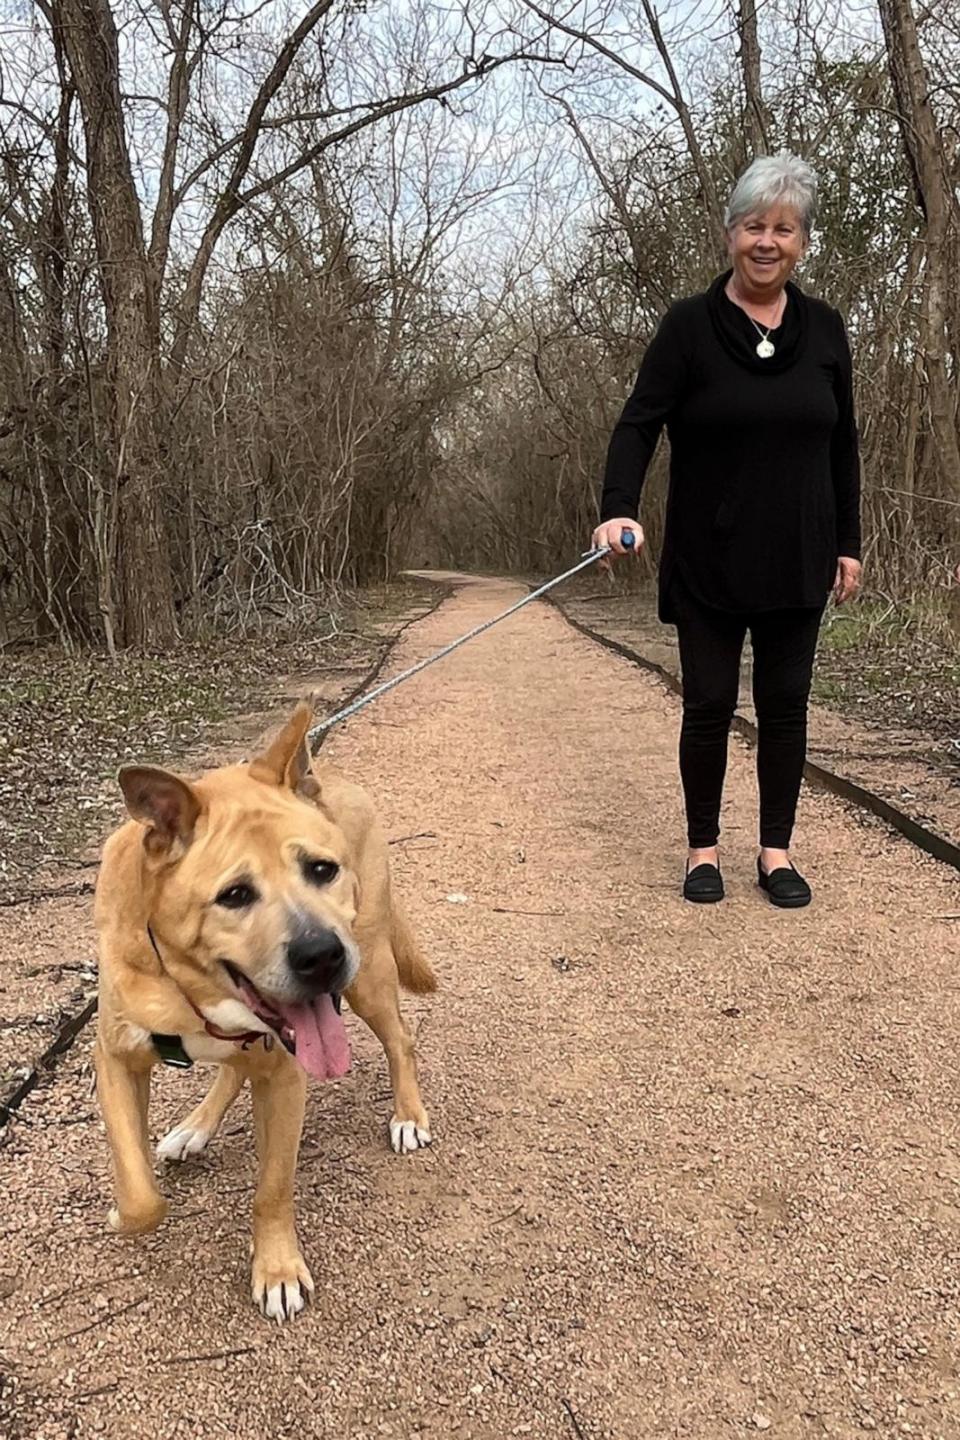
left=756, top=338, right=775, bottom=359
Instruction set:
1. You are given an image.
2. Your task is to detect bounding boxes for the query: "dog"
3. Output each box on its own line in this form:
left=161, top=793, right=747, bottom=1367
left=93, top=700, right=436, bottom=1321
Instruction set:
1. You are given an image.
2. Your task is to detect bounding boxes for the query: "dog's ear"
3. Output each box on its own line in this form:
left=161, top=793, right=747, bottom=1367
left=249, top=700, right=315, bottom=792
left=118, top=766, right=201, bottom=854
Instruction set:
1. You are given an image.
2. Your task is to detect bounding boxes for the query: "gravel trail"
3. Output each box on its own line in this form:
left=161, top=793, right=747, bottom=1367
left=2, top=573, right=959, bottom=1440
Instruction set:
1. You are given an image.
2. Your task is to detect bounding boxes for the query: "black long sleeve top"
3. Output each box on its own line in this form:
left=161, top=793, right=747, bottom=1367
left=600, top=271, right=861, bottom=622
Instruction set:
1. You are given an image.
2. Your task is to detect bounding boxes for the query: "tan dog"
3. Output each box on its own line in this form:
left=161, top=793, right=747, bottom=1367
left=94, top=701, right=435, bottom=1321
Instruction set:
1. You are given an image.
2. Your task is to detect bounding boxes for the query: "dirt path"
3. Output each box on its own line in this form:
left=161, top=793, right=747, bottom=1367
left=3, top=573, right=960, bottom=1440
left=558, top=586, right=960, bottom=858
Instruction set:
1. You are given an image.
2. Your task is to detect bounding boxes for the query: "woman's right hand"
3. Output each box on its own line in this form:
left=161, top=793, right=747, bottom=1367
left=591, top=518, right=645, bottom=559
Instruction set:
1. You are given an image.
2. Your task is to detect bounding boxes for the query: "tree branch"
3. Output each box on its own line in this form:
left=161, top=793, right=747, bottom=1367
left=523, top=0, right=725, bottom=254
left=169, top=47, right=565, bottom=379
left=166, top=0, right=339, bottom=375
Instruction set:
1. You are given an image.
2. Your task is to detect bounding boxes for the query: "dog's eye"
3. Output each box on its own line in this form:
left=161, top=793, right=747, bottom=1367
left=303, top=859, right=339, bottom=887
left=216, top=882, right=258, bottom=909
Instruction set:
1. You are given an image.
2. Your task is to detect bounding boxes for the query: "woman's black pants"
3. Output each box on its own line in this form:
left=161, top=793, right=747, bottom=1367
left=674, top=583, right=824, bottom=850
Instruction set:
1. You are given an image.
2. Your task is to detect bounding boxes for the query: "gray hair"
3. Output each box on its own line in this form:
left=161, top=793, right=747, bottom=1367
left=724, top=154, right=818, bottom=237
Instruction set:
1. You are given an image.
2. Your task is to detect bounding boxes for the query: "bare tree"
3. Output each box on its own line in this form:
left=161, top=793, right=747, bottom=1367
left=735, top=0, right=770, bottom=157
left=51, top=0, right=178, bottom=648
left=877, top=0, right=960, bottom=503
left=522, top=0, right=727, bottom=259
left=3, top=0, right=959, bottom=647
left=18, top=0, right=563, bottom=647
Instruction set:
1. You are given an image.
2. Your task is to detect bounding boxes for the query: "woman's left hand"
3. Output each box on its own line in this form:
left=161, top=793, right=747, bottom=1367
left=833, top=557, right=862, bottom=604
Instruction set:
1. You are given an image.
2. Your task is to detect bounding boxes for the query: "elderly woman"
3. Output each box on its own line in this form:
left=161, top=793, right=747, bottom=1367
left=593, top=154, right=861, bottom=908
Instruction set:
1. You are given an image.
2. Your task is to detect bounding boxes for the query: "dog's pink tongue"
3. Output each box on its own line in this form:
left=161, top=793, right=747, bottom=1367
left=277, top=994, right=350, bottom=1081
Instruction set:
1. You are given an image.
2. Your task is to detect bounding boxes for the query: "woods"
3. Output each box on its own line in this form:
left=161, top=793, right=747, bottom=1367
left=0, top=0, right=957, bottom=650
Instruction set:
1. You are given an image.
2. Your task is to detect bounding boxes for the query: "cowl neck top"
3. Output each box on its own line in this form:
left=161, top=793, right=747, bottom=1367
left=706, top=269, right=808, bottom=374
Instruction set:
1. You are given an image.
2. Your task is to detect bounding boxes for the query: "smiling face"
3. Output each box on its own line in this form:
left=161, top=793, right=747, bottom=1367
left=727, top=202, right=807, bottom=299
left=118, top=703, right=359, bottom=1080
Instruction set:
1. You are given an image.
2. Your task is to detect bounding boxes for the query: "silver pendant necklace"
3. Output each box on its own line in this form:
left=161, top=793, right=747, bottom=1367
left=745, top=295, right=785, bottom=359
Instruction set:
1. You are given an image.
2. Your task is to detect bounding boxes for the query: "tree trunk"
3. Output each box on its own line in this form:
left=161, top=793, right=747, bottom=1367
left=736, top=0, right=770, bottom=158
left=877, top=0, right=960, bottom=504
left=51, top=0, right=178, bottom=648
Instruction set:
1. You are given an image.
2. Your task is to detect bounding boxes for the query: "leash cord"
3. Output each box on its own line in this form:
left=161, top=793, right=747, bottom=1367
left=307, top=536, right=633, bottom=746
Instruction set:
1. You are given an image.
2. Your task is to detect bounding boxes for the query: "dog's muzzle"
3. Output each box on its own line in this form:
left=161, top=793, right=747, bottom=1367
left=286, top=925, right=347, bottom=990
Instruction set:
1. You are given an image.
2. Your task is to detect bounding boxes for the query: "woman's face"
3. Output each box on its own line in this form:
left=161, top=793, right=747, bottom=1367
left=727, top=203, right=807, bottom=296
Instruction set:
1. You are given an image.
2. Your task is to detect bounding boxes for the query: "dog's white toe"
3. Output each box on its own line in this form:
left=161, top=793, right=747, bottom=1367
left=156, top=1124, right=212, bottom=1162
left=389, top=1117, right=432, bottom=1154
left=256, top=1278, right=308, bottom=1324
left=251, top=1253, right=314, bottom=1323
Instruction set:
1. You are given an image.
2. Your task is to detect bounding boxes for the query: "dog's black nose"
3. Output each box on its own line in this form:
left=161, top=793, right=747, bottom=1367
left=286, top=928, right=345, bottom=986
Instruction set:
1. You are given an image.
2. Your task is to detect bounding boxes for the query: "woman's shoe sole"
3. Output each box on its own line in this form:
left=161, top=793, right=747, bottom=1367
left=758, top=885, right=811, bottom=909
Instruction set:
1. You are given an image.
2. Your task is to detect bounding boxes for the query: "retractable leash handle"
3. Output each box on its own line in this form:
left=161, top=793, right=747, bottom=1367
left=587, top=527, right=639, bottom=552
left=590, top=527, right=636, bottom=558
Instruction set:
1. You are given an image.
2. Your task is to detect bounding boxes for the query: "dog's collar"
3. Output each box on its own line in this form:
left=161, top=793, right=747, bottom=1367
left=145, top=924, right=343, bottom=1068
left=146, top=924, right=271, bottom=1057
left=150, top=1032, right=194, bottom=1069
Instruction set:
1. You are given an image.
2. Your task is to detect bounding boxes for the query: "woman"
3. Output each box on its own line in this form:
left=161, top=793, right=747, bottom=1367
left=593, top=154, right=861, bottom=908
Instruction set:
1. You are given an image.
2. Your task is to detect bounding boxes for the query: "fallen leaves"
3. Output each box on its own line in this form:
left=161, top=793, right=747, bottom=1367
left=0, top=587, right=426, bottom=904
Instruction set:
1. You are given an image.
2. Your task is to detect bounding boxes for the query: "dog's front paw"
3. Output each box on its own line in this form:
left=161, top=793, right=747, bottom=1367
left=389, top=1112, right=432, bottom=1154
left=156, top=1123, right=213, bottom=1162
left=251, top=1249, right=315, bottom=1324
left=108, top=1197, right=168, bottom=1234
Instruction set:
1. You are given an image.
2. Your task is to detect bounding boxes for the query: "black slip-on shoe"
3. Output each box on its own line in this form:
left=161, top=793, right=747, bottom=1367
left=683, top=862, right=724, bottom=904
left=757, top=857, right=811, bottom=909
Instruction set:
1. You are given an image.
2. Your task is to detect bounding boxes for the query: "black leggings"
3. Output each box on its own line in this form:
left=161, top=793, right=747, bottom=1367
left=673, top=582, right=824, bottom=849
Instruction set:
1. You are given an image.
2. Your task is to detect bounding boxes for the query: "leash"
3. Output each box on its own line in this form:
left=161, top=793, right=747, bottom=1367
left=308, top=530, right=636, bottom=745
left=147, top=533, right=635, bottom=1068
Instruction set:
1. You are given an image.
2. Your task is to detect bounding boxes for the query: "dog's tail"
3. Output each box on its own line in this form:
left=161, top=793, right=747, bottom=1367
left=391, top=900, right=438, bottom=994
